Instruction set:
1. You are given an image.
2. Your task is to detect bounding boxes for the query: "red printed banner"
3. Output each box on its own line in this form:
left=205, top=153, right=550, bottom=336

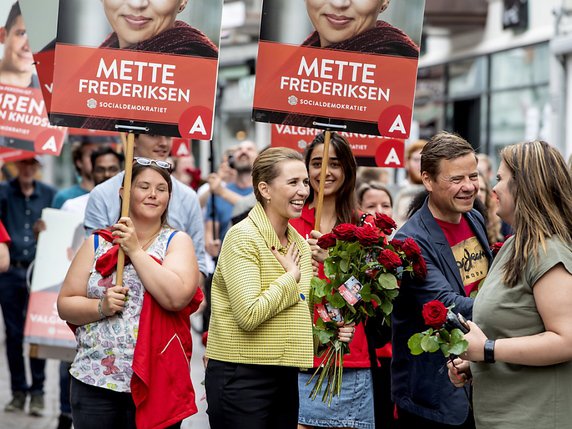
left=33, top=49, right=55, bottom=111
left=254, top=42, right=418, bottom=138
left=0, top=147, right=37, bottom=163
left=0, top=84, right=66, bottom=155
left=24, top=291, right=75, bottom=348
left=271, top=124, right=404, bottom=168
left=50, top=45, right=218, bottom=139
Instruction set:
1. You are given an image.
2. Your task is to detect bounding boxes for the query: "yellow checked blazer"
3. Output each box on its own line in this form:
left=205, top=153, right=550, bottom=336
left=205, top=202, right=314, bottom=368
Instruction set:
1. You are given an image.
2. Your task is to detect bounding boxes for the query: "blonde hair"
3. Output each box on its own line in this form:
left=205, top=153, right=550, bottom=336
left=501, top=141, right=572, bottom=286
left=252, top=147, right=304, bottom=204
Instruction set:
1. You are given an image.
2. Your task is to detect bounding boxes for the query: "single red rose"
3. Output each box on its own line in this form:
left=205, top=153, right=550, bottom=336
left=389, top=238, right=403, bottom=251
left=422, top=300, right=447, bottom=328
left=374, top=213, right=397, bottom=235
left=377, top=249, right=402, bottom=271
left=332, top=223, right=358, bottom=241
left=412, top=257, right=427, bottom=279
left=355, top=224, right=383, bottom=246
left=317, top=233, right=337, bottom=249
left=402, top=237, right=422, bottom=260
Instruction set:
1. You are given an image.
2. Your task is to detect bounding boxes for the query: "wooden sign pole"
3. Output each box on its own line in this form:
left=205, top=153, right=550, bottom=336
left=314, top=130, right=331, bottom=233
left=115, top=132, right=135, bottom=287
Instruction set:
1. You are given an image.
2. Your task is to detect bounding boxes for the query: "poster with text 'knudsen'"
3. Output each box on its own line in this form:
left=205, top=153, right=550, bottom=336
left=19, top=0, right=121, bottom=141
left=0, top=2, right=66, bottom=155
left=253, top=0, right=425, bottom=138
left=271, top=124, right=404, bottom=168
left=49, top=0, right=223, bottom=139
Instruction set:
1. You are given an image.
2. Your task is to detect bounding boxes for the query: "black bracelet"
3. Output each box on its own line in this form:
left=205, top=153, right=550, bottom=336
left=484, top=339, right=495, bottom=363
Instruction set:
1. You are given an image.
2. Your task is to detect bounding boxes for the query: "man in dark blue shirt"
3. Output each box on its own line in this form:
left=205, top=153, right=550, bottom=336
left=0, top=157, right=56, bottom=416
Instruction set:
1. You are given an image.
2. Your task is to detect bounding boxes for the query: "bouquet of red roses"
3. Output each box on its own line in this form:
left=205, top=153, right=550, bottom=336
left=407, top=300, right=469, bottom=357
left=308, top=213, right=427, bottom=405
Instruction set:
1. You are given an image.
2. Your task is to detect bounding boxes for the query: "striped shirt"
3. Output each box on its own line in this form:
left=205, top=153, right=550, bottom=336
left=206, top=202, right=314, bottom=368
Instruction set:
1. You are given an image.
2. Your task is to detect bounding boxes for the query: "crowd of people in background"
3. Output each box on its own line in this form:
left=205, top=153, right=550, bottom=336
left=2, top=127, right=572, bottom=429
left=2, top=123, right=570, bottom=429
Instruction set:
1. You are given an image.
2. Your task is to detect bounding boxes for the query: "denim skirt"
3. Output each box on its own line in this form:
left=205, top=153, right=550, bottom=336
left=298, top=368, right=375, bottom=429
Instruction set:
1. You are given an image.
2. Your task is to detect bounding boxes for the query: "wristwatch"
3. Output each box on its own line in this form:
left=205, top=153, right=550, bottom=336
left=484, top=339, right=495, bottom=363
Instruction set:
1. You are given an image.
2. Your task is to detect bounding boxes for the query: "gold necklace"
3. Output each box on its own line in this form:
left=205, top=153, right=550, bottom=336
left=140, top=226, right=162, bottom=251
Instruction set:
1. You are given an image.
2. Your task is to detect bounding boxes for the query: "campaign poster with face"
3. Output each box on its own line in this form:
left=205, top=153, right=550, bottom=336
left=18, top=0, right=59, bottom=111
left=271, top=124, right=404, bottom=167
left=0, top=1, right=67, bottom=155
left=253, top=0, right=425, bottom=138
left=49, top=0, right=223, bottom=139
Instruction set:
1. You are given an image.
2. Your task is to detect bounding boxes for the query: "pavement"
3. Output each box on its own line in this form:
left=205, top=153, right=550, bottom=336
left=0, top=311, right=210, bottom=429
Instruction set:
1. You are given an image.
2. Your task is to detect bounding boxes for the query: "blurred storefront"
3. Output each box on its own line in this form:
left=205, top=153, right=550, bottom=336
left=415, top=0, right=563, bottom=167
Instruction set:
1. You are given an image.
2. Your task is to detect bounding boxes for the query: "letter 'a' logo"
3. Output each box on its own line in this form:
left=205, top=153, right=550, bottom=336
left=178, top=106, right=213, bottom=140
left=377, top=106, right=412, bottom=139
left=375, top=139, right=404, bottom=167
left=34, top=130, right=65, bottom=156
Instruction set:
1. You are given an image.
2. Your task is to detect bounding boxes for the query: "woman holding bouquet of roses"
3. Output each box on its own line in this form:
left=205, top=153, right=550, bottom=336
left=448, top=140, right=572, bottom=429
left=205, top=147, right=354, bottom=429
left=290, top=132, right=377, bottom=429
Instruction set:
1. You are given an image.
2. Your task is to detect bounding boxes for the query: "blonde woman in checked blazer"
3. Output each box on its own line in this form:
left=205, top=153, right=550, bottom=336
left=205, top=147, right=354, bottom=429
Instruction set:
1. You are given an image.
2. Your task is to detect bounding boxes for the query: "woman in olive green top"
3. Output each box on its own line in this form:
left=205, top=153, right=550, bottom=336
left=448, top=140, right=572, bottom=429
left=205, top=147, right=354, bottom=429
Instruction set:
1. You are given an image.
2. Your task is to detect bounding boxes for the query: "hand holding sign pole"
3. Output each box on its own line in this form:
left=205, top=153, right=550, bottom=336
left=115, top=133, right=134, bottom=288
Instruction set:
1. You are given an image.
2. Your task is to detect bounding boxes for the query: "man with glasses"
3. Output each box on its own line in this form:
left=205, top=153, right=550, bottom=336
left=84, top=134, right=207, bottom=277
left=61, top=146, right=124, bottom=215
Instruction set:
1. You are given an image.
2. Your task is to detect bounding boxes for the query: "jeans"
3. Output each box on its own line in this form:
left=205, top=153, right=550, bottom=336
left=70, top=378, right=182, bottom=429
left=0, top=267, right=45, bottom=394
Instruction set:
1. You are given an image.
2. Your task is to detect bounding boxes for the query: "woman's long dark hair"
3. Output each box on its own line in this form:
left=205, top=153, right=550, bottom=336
left=304, top=132, right=358, bottom=225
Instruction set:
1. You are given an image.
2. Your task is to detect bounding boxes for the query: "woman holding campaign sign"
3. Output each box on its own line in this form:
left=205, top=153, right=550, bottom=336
left=290, top=132, right=376, bottom=429
left=57, top=160, right=202, bottom=429
left=303, top=0, right=418, bottom=57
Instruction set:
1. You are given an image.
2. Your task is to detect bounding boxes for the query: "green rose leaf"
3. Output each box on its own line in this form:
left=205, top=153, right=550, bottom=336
left=328, top=292, right=346, bottom=308
left=380, top=299, right=393, bottom=316
left=340, top=258, right=350, bottom=273
left=311, top=277, right=327, bottom=299
left=378, top=273, right=398, bottom=290
left=408, top=333, right=424, bottom=355
left=448, top=340, right=469, bottom=356
left=421, top=334, right=440, bottom=353
left=323, top=259, right=336, bottom=278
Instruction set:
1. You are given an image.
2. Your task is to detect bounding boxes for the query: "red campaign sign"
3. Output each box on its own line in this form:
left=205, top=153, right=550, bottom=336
left=33, top=49, right=55, bottom=112
left=254, top=42, right=418, bottom=138
left=50, top=45, right=218, bottom=139
left=0, top=147, right=37, bottom=163
left=171, top=138, right=192, bottom=157
left=0, top=84, right=66, bottom=155
left=24, top=290, right=76, bottom=348
left=270, top=124, right=404, bottom=168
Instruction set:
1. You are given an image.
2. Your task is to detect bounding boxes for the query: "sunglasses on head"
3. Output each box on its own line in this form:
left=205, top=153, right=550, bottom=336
left=134, top=157, right=172, bottom=172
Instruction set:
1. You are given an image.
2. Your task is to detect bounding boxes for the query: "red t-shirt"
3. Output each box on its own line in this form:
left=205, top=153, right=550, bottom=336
left=435, top=216, right=489, bottom=296
left=290, top=204, right=371, bottom=368
left=0, top=221, right=11, bottom=245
